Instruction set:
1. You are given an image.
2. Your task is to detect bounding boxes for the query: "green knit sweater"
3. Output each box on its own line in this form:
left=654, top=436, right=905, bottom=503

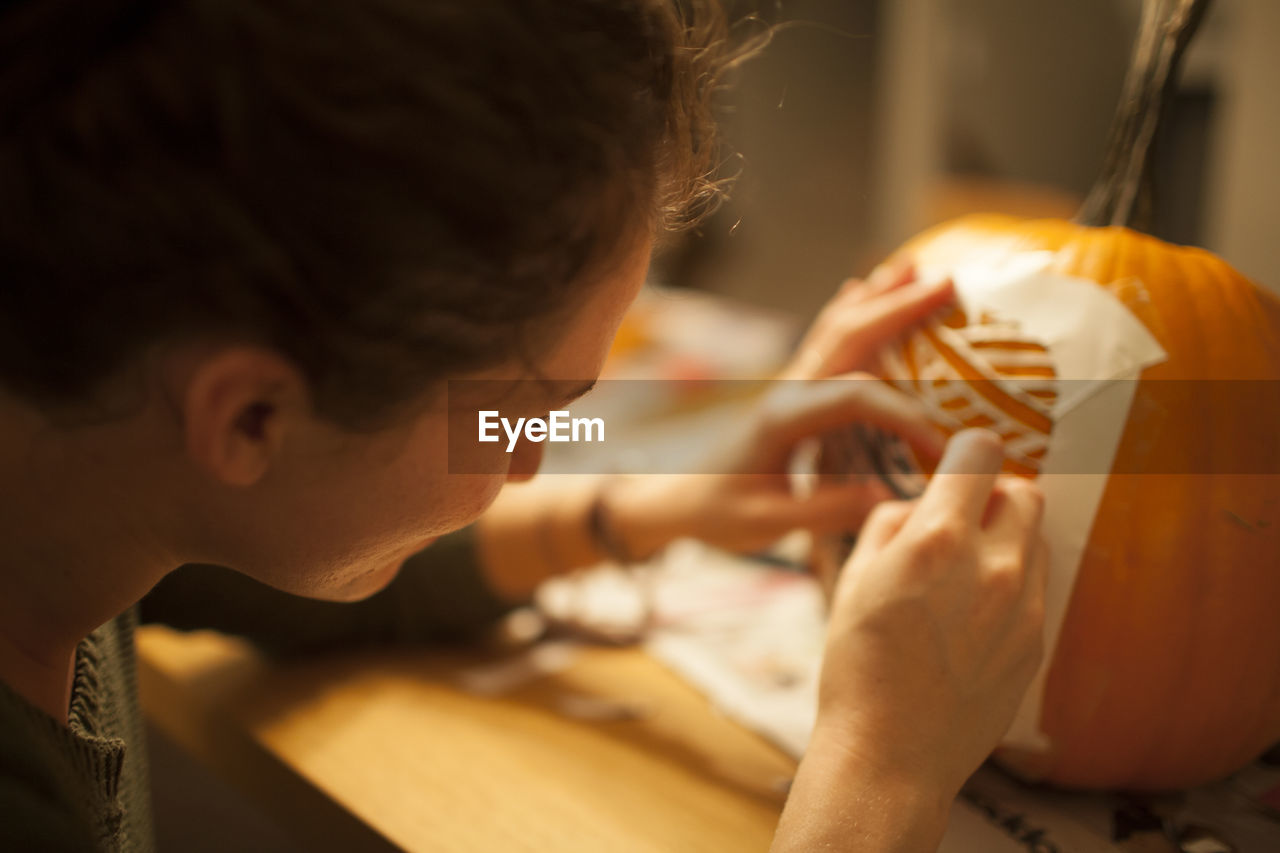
left=0, top=527, right=514, bottom=852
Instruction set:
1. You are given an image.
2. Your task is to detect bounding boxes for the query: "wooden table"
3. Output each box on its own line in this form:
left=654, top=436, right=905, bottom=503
left=137, top=625, right=796, bottom=852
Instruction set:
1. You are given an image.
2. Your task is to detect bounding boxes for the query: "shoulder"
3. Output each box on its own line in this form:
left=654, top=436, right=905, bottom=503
left=0, top=682, right=101, bottom=851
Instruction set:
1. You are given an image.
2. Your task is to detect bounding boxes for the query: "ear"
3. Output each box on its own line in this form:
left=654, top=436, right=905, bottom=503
left=180, top=347, right=308, bottom=487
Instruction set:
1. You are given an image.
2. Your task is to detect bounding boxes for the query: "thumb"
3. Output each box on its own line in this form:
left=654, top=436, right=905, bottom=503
left=776, top=479, right=896, bottom=534
left=754, top=377, right=946, bottom=474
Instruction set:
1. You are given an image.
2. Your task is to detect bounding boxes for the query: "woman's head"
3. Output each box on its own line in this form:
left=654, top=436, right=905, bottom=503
left=0, top=0, right=749, bottom=426
left=0, top=0, right=767, bottom=601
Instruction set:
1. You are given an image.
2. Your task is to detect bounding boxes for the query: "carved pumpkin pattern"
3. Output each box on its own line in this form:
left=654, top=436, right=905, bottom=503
left=878, top=305, right=1058, bottom=479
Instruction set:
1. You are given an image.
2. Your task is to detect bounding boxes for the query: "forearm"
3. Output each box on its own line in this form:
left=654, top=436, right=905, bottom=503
left=473, top=477, right=602, bottom=600
left=772, top=729, right=953, bottom=853
left=473, top=475, right=693, bottom=599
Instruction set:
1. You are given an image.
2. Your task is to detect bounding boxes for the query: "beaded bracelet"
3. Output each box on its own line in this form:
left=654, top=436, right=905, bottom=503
left=586, top=478, right=635, bottom=565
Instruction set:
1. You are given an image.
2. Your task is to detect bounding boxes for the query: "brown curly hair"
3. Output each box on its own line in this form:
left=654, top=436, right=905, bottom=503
left=0, top=0, right=762, bottom=425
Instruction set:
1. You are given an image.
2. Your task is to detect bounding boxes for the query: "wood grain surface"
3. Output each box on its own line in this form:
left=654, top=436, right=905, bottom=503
left=137, top=625, right=796, bottom=852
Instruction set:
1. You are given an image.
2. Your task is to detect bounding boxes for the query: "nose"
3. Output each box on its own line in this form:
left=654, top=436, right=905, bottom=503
left=505, top=438, right=545, bottom=483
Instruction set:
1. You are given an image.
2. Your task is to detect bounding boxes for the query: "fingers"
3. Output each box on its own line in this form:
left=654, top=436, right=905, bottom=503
left=909, top=429, right=1005, bottom=530
left=756, top=377, right=947, bottom=470
left=836, top=259, right=917, bottom=301
left=855, top=498, right=915, bottom=552
left=983, top=477, right=1046, bottom=547
left=781, top=479, right=896, bottom=534
left=1013, top=536, right=1050, bottom=670
left=815, top=276, right=955, bottom=375
left=784, top=264, right=954, bottom=381
left=972, top=478, right=1047, bottom=611
left=832, top=498, right=914, bottom=602
left=865, top=259, right=918, bottom=295
left=1029, top=537, right=1051, bottom=600
left=855, top=274, right=956, bottom=341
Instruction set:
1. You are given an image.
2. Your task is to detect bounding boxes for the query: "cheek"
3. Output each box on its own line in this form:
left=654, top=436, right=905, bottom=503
left=428, top=472, right=507, bottom=532
left=281, top=471, right=508, bottom=601
left=311, top=441, right=509, bottom=558
left=380, top=411, right=512, bottom=535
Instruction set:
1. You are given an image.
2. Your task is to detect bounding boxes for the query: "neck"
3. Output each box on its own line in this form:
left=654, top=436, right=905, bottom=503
left=0, top=398, right=179, bottom=722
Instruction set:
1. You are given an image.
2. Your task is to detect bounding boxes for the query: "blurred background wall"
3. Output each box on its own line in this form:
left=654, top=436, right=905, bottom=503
left=656, top=0, right=1280, bottom=318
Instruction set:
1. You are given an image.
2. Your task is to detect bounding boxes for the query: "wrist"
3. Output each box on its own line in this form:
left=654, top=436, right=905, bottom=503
left=809, top=722, right=958, bottom=801
left=474, top=480, right=601, bottom=599
left=810, top=713, right=964, bottom=804
left=595, top=475, right=694, bottom=562
left=772, top=725, right=954, bottom=853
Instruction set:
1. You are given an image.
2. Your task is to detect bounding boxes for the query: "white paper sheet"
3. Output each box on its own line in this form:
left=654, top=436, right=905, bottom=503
left=913, top=254, right=1169, bottom=750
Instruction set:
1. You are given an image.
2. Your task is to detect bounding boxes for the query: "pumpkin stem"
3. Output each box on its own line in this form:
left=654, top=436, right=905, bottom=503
left=1075, top=0, right=1212, bottom=229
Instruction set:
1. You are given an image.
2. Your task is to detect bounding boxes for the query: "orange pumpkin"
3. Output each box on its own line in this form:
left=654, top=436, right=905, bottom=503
left=817, top=0, right=1280, bottom=789
left=885, top=216, right=1280, bottom=790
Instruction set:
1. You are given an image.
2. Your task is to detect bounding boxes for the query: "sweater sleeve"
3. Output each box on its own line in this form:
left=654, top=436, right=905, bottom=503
left=0, top=688, right=101, bottom=852
left=139, top=525, right=523, bottom=655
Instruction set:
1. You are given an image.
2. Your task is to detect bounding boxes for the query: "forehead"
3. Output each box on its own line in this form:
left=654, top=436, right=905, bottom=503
left=480, top=235, right=652, bottom=380
left=542, top=234, right=653, bottom=374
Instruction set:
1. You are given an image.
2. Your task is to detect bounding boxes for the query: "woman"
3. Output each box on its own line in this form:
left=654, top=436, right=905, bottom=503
left=0, top=1, right=1046, bottom=850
